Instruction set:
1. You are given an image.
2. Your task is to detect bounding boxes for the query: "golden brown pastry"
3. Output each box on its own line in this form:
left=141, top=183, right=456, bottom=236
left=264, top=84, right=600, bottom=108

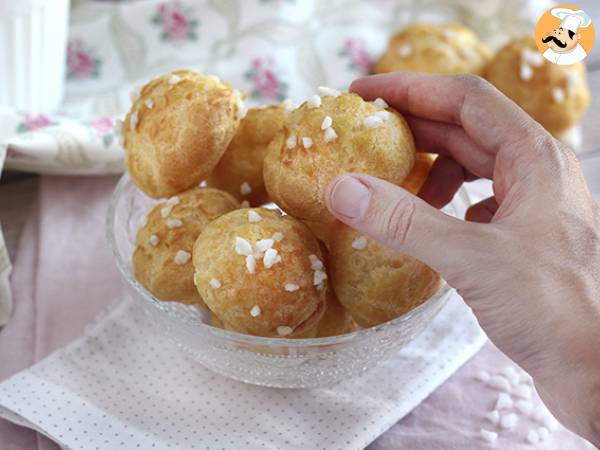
left=207, top=105, right=287, bottom=206
left=263, top=91, right=415, bottom=227
left=401, top=153, right=437, bottom=195
left=133, top=187, right=239, bottom=305
left=483, top=36, right=590, bottom=136
left=123, top=70, right=245, bottom=198
left=193, top=208, right=327, bottom=338
left=316, top=290, right=357, bottom=337
left=209, top=314, right=224, bottom=329
left=329, top=223, right=441, bottom=327
left=373, top=23, right=491, bottom=75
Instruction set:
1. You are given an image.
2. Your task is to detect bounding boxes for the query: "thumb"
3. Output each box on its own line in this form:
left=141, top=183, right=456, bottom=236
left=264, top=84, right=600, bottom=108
left=325, top=173, right=492, bottom=276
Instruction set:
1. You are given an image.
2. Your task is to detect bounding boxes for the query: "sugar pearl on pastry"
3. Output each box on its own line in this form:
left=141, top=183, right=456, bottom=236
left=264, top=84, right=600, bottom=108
left=149, top=234, right=159, bottom=246
left=552, top=87, right=565, bottom=103
left=174, top=250, right=191, bottom=265
left=240, top=182, right=252, bottom=195
left=166, top=196, right=180, bottom=206
left=248, top=210, right=262, bottom=223
left=130, top=111, right=139, bottom=130
left=565, top=70, right=579, bottom=94
left=168, top=74, right=182, bottom=84
left=250, top=305, right=261, bottom=317
left=323, top=127, right=337, bottom=142
left=321, top=116, right=333, bottom=130
left=352, top=236, right=368, bottom=250
left=363, top=115, right=384, bottom=128
left=318, top=86, right=341, bottom=97
left=286, top=135, right=297, bottom=149
left=277, top=326, right=293, bottom=336
left=282, top=98, right=295, bottom=111
left=397, top=44, right=412, bottom=58
left=313, top=270, right=327, bottom=286
left=306, top=94, right=321, bottom=108
left=233, top=90, right=248, bottom=120
left=209, top=278, right=221, bottom=289
left=166, top=218, right=182, bottom=229
left=520, top=64, right=533, bottom=81
left=373, top=110, right=391, bottom=121
left=272, top=232, right=284, bottom=242
left=130, top=85, right=142, bottom=102
left=302, top=137, right=313, bottom=149
left=309, top=254, right=323, bottom=270
left=284, top=283, right=299, bottom=292
left=521, top=48, right=544, bottom=67
left=246, top=254, right=256, bottom=273
left=160, top=197, right=179, bottom=218
left=235, top=237, right=253, bottom=256
left=255, top=238, right=274, bottom=253
left=145, top=98, right=154, bottom=109
left=373, top=97, right=388, bottom=109
left=263, top=248, right=281, bottom=268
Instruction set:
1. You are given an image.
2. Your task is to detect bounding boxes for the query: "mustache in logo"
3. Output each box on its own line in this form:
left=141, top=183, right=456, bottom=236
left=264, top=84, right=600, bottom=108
left=542, top=35, right=567, bottom=48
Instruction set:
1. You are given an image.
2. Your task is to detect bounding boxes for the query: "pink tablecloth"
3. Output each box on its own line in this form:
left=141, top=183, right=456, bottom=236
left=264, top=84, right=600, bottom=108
left=0, top=176, right=594, bottom=450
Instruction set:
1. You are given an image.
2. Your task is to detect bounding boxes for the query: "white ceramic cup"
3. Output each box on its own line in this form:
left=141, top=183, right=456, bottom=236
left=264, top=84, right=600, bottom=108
left=0, top=0, right=70, bottom=113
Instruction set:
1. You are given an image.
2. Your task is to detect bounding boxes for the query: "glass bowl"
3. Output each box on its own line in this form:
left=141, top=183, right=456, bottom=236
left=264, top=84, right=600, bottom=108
left=106, top=174, right=469, bottom=389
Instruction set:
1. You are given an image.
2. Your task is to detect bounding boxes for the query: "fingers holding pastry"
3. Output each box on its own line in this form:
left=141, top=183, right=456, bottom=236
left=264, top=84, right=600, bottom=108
left=465, top=196, right=499, bottom=224
left=263, top=90, right=416, bottom=228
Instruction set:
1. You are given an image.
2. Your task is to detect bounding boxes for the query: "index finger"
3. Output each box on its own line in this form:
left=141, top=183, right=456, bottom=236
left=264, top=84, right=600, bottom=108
left=350, top=72, right=542, bottom=155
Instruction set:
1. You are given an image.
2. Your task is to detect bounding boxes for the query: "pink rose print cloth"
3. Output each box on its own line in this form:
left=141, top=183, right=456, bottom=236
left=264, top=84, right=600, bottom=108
left=151, top=1, right=199, bottom=42
left=339, top=38, right=374, bottom=74
left=66, top=40, right=102, bottom=80
left=244, top=58, right=288, bottom=102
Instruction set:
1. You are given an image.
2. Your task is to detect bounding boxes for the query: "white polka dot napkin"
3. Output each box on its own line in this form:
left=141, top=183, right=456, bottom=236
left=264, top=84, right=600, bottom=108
left=0, top=291, right=484, bottom=450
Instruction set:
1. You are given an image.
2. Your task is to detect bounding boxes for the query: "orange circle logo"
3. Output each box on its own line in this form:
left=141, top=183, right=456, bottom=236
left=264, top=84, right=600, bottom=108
left=534, top=5, right=595, bottom=65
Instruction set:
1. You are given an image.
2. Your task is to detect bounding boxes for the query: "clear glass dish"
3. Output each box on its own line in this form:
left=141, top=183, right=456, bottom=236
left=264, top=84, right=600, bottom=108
left=106, top=174, right=470, bottom=389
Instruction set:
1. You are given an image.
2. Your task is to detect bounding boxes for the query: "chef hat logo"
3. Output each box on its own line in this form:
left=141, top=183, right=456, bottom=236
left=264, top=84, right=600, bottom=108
left=534, top=4, right=595, bottom=65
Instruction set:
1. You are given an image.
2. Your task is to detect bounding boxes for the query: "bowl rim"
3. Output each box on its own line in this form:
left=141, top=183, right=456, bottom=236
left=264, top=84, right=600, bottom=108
left=106, top=173, right=457, bottom=348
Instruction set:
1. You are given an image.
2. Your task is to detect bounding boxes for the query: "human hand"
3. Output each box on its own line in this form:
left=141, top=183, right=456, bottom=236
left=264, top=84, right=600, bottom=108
left=325, top=73, right=600, bottom=445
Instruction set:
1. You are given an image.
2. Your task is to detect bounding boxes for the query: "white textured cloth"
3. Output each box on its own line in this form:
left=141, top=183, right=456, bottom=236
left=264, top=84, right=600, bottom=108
left=0, top=292, right=485, bottom=450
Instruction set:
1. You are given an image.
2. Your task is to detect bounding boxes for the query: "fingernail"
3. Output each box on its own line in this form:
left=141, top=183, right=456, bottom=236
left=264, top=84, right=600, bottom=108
left=328, top=176, right=371, bottom=220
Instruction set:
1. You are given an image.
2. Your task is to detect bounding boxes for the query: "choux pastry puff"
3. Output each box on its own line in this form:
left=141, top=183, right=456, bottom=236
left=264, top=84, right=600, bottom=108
left=373, top=23, right=491, bottom=75
left=122, top=70, right=246, bottom=198
left=401, top=152, right=437, bottom=195
left=484, top=36, right=590, bottom=138
left=263, top=89, right=415, bottom=241
left=193, top=208, right=327, bottom=338
left=328, top=224, right=441, bottom=328
left=207, top=104, right=288, bottom=206
left=132, top=187, right=239, bottom=306
left=316, top=290, right=357, bottom=337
